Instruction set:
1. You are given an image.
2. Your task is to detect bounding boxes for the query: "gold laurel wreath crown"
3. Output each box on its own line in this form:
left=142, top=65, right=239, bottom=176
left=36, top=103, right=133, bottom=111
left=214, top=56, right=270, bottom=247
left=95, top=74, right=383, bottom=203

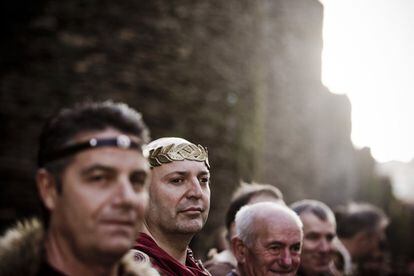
left=148, top=143, right=210, bottom=169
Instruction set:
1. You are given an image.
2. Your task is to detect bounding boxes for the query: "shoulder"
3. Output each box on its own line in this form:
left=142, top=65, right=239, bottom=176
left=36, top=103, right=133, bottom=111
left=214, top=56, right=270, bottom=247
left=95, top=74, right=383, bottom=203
left=204, top=260, right=235, bottom=276
left=225, top=270, right=240, bottom=276
left=0, top=218, right=44, bottom=276
left=121, top=249, right=160, bottom=276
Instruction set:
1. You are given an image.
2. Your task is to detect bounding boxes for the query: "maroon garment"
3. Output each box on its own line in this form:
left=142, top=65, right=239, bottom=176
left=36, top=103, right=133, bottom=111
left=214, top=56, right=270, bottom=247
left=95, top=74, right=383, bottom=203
left=134, top=233, right=210, bottom=276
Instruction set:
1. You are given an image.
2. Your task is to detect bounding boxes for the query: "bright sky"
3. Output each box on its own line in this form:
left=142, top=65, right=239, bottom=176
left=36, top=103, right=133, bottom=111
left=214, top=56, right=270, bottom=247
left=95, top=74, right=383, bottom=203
left=321, top=0, right=414, bottom=163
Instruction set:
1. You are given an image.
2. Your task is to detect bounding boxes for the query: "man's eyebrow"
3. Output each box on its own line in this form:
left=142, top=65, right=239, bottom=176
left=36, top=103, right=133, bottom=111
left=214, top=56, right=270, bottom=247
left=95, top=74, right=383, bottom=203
left=305, top=231, right=320, bottom=236
left=198, top=171, right=210, bottom=176
left=267, top=241, right=285, bottom=247
left=167, top=171, right=187, bottom=175
left=80, top=164, right=116, bottom=176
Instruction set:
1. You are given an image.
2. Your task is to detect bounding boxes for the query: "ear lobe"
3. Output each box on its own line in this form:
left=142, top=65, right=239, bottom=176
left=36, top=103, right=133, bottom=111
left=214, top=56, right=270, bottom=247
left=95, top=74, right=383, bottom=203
left=231, top=237, right=247, bottom=264
left=36, top=169, right=59, bottom=211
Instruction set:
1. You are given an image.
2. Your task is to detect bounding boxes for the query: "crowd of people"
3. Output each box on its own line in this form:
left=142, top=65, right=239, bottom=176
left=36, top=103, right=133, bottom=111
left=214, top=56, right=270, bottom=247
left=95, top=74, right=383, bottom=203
left=0, top=101, right=392, bottom=275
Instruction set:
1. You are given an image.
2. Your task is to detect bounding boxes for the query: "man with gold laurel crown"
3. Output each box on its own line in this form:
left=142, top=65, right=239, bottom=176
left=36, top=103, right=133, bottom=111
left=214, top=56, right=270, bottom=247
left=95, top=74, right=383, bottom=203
left=131, top=137, right=211, bottom=276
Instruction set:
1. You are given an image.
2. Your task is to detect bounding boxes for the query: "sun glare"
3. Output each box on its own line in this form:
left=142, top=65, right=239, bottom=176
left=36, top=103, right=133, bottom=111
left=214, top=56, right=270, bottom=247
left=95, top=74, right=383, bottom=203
left=321, top=0, right=414, bottom=163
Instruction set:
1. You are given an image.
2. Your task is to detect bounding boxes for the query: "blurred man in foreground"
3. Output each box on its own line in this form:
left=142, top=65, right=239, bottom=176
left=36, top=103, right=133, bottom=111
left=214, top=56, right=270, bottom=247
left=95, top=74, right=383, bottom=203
left=0, top=101, right=158, bottom=275
left=132, top=137, right=211, bottom=275
left=205, top=182, right=285, bottom=275
left=230, top=202, right=303, bottom=276
left=291, top=199, right=339, bottom=276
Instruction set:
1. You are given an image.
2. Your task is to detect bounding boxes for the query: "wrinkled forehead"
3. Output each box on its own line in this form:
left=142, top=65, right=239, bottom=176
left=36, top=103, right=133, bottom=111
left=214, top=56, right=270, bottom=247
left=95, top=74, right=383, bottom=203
left=151, top=159, right=210, bottom=178
left=254, top=212, right=303, bottom=238
left=253, top=225, right=302, bottom=247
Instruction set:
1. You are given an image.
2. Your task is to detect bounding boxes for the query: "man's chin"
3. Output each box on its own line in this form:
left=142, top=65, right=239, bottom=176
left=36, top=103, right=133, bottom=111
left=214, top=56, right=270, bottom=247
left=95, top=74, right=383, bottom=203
left=308, top=266, right=330, bottom=275
left=100, top=223, right=137, bottom=237
left=99, top=238, right=134, bottom=256
left=268, top=270, right=296, bottom=276
left=177, top=220, right=204, bottom=234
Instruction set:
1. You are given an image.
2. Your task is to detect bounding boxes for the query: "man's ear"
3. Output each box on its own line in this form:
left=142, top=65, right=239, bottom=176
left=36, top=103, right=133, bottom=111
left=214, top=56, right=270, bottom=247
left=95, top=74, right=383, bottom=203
left=231, top=237, right=247, bottom=264
left=36, top=169, right=59, bottom=211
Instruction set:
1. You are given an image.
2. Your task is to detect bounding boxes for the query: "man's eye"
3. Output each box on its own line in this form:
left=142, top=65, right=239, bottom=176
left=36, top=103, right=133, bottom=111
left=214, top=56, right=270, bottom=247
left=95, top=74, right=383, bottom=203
left=326, top=234, right=335, bottom=242
left=199, top=177, right=210, bottom=185
left=306, top=233, right=320, bottom=241
left=269, top=245, right=282, bottom=252
left=291, top=244, right=302, bottom=253
left=170, top=178, right=184, bottom=184
left=130, top=172, right=147, bottom=189
left=88, top=174, right=108, bottom=182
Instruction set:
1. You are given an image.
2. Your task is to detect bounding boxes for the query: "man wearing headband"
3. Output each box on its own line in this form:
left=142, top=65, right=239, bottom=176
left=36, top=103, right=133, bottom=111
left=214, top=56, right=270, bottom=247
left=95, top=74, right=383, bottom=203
left=132, top=137, right=211, bottom=276
left=0, top=101, right=158, bottom=275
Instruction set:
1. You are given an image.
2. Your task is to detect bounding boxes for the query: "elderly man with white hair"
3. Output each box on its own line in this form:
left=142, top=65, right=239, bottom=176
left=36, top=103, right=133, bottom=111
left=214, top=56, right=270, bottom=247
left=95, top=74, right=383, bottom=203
left=230, top=202, right=303, bottom=276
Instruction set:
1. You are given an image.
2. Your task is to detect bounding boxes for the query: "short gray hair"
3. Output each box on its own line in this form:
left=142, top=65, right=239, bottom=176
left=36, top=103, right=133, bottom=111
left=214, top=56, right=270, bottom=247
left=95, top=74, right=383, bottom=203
left=290, top=199, right=336, bottom=227
left=335, top=202, right=389, bottom=238
left=235, top=202, right=303, bottom=247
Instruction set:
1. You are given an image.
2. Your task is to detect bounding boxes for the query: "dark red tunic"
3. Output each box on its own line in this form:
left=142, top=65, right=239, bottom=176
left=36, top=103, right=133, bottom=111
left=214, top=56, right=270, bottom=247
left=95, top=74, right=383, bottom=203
left=134, top=233, right=210, bottom=276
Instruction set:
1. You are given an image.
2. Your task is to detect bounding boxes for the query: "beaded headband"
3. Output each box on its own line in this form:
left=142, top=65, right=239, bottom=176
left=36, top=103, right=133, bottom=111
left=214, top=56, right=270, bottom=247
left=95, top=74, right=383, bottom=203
left=39, top=135, right=142, bottom=167
left=148, top=143, right=210, bottom=169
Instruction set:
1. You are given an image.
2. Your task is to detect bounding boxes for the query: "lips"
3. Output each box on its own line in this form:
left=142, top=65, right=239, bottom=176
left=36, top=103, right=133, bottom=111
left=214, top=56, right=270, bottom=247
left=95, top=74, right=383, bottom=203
left=269, top=268, right=294, bottom=275
left=313, top=254, right=331, bottom=265
left=179, top=206, right=204, bottom=214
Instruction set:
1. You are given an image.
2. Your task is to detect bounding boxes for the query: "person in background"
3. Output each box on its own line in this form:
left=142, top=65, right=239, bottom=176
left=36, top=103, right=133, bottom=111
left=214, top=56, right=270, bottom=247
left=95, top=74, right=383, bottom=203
left=230, top=202, right=303, bottom=276
left=335, top=202, right=390, bottom=275
left=291, top=199, right=341, bottom=276
left=0, top=101, right=158, bottom=275
left=205, top=181, right=285, bottom=276
left=132, top=137, right=211, bottom=276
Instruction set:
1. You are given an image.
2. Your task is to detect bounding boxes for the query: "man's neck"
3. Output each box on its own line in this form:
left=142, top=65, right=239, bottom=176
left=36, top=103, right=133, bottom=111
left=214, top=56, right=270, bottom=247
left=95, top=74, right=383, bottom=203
left=143, top=224, right=193, bottom=264
left=45, top=229, right=119, bottom=276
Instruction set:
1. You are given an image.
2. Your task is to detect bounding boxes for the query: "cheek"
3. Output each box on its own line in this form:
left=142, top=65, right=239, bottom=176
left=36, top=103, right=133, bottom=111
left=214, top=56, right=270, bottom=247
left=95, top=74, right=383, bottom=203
left=261, top=252, right=277, bottom=267
left=150, top=185, right=178, bottom=209
left=135, top=192, right=148, bottom=217
left=56, top=192, right=95, bottom=230
left=292, top=255, right=302, bottom=268
left=202, top=187, right=211, bottom=205
left=303, top=240, right=318, bottom=251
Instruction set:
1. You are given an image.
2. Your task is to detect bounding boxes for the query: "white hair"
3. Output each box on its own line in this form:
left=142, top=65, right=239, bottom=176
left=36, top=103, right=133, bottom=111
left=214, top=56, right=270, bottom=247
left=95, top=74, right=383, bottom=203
left=235, top=202, right=303, bottom=246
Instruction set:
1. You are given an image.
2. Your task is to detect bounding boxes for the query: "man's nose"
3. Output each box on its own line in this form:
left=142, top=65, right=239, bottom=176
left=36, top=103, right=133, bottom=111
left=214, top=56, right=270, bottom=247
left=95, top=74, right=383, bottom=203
left=186, top=178, right=203, bottom=199
left=115, top=177, right=138, bottom=205
left=278, top=249, right=293, bottom=268
left=319, top=238, right=331, bottom=252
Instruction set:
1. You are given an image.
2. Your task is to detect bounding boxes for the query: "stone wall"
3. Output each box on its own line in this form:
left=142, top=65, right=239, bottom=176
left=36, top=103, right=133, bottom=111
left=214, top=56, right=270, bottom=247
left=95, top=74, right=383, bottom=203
left=0, top=0, right=375, bottom=257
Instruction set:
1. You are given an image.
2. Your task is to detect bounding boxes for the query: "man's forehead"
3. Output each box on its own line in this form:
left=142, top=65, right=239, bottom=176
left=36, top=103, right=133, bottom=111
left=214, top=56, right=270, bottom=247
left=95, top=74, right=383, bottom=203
left=40, top=128, right=145, bottom=167
left=256, top=216, right=302, bottom=238
left=153, top=159, right=209, bottom=176
left=74, top=128, right=140, bottom=142
left=301, top=212, right=336, bottom=232
left=257, top=228, right=302, bottom=247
